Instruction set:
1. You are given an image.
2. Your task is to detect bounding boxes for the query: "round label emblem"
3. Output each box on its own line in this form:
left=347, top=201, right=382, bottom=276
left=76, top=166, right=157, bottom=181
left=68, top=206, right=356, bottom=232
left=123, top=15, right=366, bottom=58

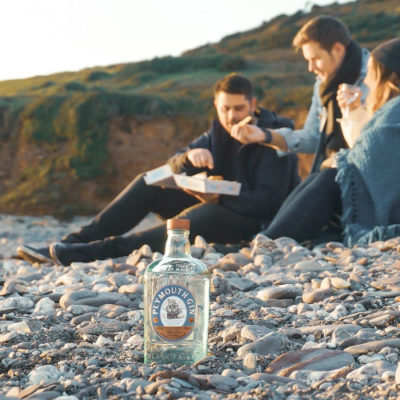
left=151, top=284, right=196, bottom=341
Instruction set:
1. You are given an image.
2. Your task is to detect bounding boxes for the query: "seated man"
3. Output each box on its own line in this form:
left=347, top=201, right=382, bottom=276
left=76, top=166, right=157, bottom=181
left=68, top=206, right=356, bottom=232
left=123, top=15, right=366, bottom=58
left=230, top=16, right=369, bottom=171
left=18, top=73, right=300, bottom=266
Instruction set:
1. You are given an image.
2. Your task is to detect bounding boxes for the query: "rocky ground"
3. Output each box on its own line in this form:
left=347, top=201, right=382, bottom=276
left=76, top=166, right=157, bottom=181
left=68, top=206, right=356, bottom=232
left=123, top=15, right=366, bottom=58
left=1, top=214, right=400, bottom=399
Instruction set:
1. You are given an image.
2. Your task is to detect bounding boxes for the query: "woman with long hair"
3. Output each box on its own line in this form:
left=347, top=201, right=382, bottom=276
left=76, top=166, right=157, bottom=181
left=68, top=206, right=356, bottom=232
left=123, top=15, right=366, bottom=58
left=258, top=38, right=400, bottom=246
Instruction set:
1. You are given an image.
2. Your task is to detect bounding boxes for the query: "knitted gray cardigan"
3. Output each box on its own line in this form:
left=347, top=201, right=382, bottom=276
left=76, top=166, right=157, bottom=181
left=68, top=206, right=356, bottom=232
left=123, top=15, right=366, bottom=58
left=336, top=95, right=400, bottom=246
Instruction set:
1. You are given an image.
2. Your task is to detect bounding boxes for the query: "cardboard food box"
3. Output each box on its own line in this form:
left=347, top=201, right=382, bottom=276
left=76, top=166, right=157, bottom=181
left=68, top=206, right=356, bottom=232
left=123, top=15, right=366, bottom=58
left=144, top=165, right=241, bottom=196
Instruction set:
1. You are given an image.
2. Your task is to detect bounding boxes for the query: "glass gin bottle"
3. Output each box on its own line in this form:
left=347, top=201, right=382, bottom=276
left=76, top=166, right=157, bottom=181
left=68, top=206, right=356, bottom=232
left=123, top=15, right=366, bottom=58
left=144, top=218, right=210, bottom=365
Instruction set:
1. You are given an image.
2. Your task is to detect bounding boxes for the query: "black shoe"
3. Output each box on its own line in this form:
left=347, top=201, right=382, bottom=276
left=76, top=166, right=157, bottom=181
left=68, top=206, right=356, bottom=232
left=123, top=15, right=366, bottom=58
left=49, top=243, right=70, bottom=266
left=17, top=245, right=53, bottom=264
left=50, top=242, right=96, bottom=266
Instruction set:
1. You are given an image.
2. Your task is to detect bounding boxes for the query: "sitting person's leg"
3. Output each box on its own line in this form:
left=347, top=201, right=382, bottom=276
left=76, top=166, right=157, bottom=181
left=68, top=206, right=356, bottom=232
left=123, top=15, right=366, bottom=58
left=51, top=203, right=261, bottom=265
left=261, top=168, right=342, bottom=243
left=18, top=176, right=198, bottom=264
left=269, top=171, right=321, bottom=223
left=63, top=173, right=198, bottom=243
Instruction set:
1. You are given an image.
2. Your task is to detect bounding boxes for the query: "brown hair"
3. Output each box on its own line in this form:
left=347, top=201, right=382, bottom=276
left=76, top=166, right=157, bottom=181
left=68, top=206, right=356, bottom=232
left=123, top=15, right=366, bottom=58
left=367, top=57, right=400, bottom=113
left=214, top=73, right=254, bottom=101
left=293, top=16, right=351, bottom=52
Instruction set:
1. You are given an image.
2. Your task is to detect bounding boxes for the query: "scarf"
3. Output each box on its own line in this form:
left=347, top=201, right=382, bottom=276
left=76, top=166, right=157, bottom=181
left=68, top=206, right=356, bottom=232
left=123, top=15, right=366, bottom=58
left=319, top=40, right=363, bottom=155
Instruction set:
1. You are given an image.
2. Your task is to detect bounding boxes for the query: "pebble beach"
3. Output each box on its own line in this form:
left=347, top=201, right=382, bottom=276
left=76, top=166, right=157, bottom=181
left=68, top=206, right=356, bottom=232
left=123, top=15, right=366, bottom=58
left=1, top=214, right=400, bottom=399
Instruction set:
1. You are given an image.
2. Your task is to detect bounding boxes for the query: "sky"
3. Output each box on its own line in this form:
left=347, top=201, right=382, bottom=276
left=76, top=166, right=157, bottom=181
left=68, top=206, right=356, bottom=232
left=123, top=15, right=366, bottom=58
left=1, top=0, right=351, bottom=82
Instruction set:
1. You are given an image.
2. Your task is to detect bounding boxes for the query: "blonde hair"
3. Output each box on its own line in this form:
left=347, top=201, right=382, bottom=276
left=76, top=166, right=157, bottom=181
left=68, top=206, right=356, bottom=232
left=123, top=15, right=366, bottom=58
left=367, top=57, right=400, bottom=114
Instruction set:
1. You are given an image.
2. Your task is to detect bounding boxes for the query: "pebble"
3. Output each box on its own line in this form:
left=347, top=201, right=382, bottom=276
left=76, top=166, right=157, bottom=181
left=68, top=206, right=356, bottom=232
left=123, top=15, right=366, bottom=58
left=1, top=214, right=400, bottom=399
left=302, top=288, right=334, bottom=304
left=243, top=352, right=257, bottom=370
left=257, top=284, right=301, bottom=300
left=0, top=296, right=34, bottom=312
left=28, top=365, right=61, bottom=384
left=33, top=297, right=56, bottom=314
left=265, top=348, right=355, bottom=377
left=395, top=362, right=400, bottom=384
left=241, top=325, right=273, bottom=341
left=237, top=332, right=287, bottom=357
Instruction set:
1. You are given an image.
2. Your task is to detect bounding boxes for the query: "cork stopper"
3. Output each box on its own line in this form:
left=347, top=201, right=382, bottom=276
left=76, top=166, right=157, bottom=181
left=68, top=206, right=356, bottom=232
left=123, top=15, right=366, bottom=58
left=167, top=218, right=190, bottom=230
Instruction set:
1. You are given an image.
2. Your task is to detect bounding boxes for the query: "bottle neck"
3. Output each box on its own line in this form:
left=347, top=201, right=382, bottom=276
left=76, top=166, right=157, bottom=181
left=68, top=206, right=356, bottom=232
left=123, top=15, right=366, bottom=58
left=164, top=229, right=191, bottom=257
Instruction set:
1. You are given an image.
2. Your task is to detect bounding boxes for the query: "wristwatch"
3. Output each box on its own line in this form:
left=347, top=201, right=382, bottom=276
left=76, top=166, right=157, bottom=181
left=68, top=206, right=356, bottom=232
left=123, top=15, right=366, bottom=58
left=260, top=127, right=272, bottom=144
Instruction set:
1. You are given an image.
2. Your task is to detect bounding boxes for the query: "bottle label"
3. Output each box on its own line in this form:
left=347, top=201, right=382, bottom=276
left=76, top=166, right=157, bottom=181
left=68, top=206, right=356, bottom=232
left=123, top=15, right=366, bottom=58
left=151, top=284, right=196, bottom=341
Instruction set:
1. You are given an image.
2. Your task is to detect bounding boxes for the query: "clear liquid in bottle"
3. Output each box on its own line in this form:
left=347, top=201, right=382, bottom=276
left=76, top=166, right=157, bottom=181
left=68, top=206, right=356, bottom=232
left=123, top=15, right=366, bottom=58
left=144, top=218, right=210, bottom=365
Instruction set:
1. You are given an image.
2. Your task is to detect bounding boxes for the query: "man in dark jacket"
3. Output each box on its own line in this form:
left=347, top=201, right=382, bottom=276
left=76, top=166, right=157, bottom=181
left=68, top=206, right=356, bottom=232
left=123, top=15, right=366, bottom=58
left=18, top=73, right=299, bottom=266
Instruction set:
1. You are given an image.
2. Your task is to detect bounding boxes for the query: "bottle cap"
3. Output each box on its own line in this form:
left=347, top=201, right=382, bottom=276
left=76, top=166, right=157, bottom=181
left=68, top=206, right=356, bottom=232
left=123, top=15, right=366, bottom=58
left=167, top=218, right=190, bottom=230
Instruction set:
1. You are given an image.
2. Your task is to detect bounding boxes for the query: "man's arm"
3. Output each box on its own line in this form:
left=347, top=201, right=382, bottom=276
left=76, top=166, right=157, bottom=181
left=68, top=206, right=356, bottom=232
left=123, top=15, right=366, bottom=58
left=230, top=121, right=289, bottom=151
left=167, top=129, right=220, bottom=204
left=230, top=81, right=322, bottom=154
left=167, top=130, right=213, bottom=174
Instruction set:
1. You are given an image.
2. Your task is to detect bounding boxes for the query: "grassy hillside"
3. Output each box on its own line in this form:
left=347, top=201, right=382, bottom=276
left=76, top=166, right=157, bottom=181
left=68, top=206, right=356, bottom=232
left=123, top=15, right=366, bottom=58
left=0, top=0, right=399, bottom=217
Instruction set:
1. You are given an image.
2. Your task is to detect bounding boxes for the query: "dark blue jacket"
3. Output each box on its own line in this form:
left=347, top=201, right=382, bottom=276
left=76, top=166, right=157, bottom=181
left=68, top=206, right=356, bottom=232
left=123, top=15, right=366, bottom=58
left=168, top=108, right=300, bottom=227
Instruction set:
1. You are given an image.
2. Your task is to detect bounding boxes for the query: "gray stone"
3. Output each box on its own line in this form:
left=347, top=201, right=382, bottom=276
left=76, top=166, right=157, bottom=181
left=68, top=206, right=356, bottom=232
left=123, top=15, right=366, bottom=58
left=262, top=299, right=294, bottom=307
left=207, top=374, right=238, bottom=390
left=220, top=253, right=251, bottom=267
left=59, top=290, right=132, bottom=308
left=67, top=305, right=98, bottom=315
left=250, top=372, right=299, bottom=384
left=28, top=365, right=61, bottom=384
left=250, top=234, right=277, bottom=257
left=344, top=339, right=400, bottom=355
left=220, top=321, right=245, bottom=342
left=331, top=325, right=362, bottom=347
left=330, top=277, right=351, bottom=289
left=8, top=319, right=42, bottom=334
left=241, top=325, right=273, bottom=341
left=294, top=260, right=323, bottom=272
left=346, top=364, right=377, bottom=385
left=210, top=276, right=229, bottom=295
left=243, top=352, right=257, bottom=370
left=191, top=246, right=204, bottom=259
left=194, top=235, right=208, bottom=249
left=395, top=362, right=400, bottom=384
left=0, top=296, right=34, bottom=312
left=227, top=277, right=255, bottom=291
left=118, top=283, right=143, bottom=294
left=33, top=297, right=55, bottom=314
left=253, top=254, right=274, bottom=267
left=277, top=251, right=307, bottom=267
left=302, top=289, right=334, bottom=304
left=78, top=320, right=131, bottom=337
left=340, top=328, right=380, bottom=348
left=265, top=348, right=354, bottom=377
left=126, top=379, right=150, bottom=392
left=257, top=284, right=301, bottom=300
left=237, top=331, right=287, bottom=357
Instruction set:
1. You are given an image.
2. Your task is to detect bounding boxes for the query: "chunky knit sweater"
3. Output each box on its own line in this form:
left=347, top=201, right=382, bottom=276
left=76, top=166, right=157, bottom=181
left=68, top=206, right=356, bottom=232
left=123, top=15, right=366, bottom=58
left=336, top=95, right=400, bottom=246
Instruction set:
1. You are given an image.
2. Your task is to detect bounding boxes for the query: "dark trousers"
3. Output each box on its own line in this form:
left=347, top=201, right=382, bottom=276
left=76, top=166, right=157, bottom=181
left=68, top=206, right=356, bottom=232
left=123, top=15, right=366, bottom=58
left=261, top=168, right=342, bottom=243
left=62, top=174, right=261, bottom=262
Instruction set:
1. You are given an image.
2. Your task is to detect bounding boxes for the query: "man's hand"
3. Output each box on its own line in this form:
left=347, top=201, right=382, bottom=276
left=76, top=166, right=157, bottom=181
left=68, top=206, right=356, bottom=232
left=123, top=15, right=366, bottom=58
left=230, top=116, right=289, bottom=151
left=186, top=148, right=214, bottom=169
left=230, top=116, right=266, bottom=144
left=183, top=188, right=219, bottom=204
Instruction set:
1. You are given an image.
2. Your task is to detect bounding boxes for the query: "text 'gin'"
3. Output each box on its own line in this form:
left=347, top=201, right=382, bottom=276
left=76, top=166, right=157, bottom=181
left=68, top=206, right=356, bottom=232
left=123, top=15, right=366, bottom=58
left=144, top=218, right=210, bottom=365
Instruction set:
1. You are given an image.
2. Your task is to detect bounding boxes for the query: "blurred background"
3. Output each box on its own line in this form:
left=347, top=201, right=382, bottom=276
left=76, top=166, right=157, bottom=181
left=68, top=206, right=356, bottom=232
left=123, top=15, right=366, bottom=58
left=0, top=0, right=398, bottom=218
